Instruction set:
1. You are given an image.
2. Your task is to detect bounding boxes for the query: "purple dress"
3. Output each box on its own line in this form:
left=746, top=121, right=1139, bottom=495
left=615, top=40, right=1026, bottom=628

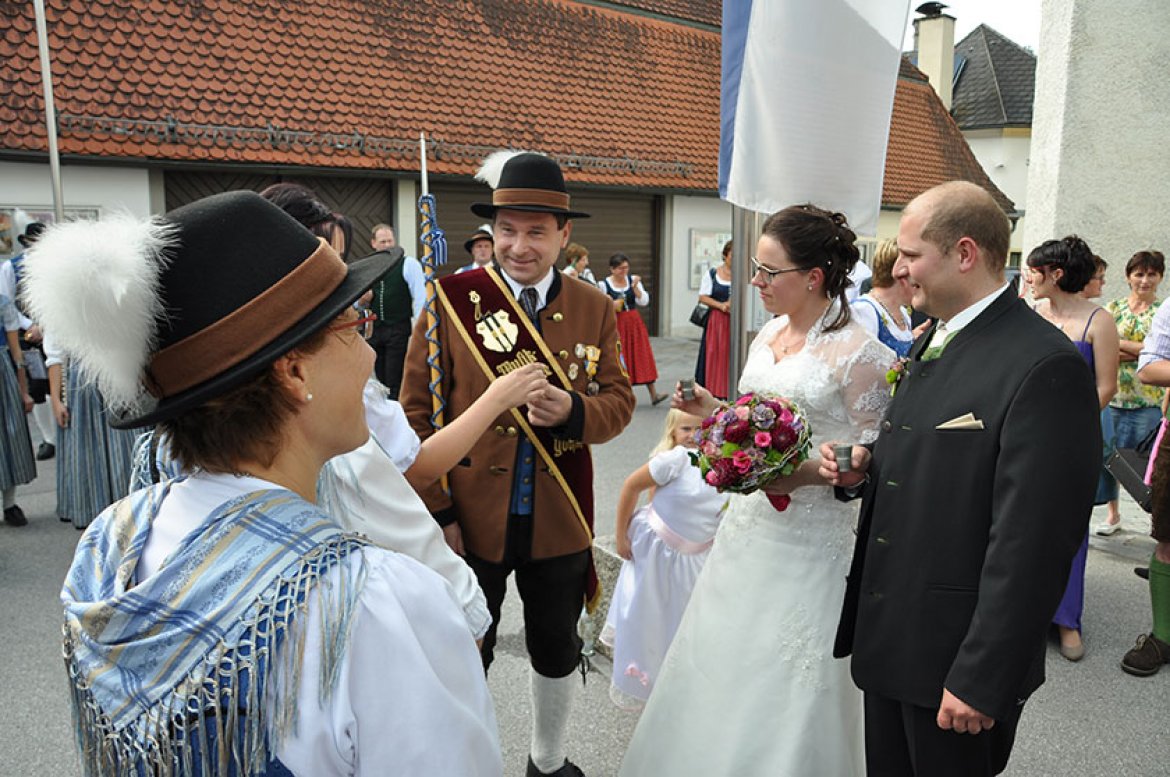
left=1053, top=310, right=1099, bottom=631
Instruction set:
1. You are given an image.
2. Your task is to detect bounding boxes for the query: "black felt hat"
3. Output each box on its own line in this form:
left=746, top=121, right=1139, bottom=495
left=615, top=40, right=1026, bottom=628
left=463, top=227, right=493, bottom=254
left=23, top=191, right=396, bottom=429
left=17, top=222, right=45, bottom=248
left=470, top=152, right=591, bottom=220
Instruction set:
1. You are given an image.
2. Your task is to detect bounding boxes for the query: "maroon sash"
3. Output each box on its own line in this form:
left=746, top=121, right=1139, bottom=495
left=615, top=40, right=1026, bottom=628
left=436, top=266, right=601, bottom=611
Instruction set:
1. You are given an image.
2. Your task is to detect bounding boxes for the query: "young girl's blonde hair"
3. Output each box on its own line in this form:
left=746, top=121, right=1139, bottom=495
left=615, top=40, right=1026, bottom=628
left=651, top=408, right=697, bottom=457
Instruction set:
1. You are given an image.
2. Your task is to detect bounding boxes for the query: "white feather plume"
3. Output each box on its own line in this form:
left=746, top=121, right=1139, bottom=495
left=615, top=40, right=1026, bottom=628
left=477, top=223, right=494, bottom=236
left=22, top=213, right=177, bottom=411
left=475, top=150, right=541, bottom=189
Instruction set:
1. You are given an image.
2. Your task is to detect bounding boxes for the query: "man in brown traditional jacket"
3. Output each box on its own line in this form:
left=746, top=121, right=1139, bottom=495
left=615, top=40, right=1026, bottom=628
left=401, top=152, right=635, bottom=777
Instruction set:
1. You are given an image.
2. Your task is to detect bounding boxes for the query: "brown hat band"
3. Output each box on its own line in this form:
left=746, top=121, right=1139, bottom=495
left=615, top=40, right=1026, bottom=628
left=147, top=239, right=347, bottom=398
left=493, top=188, right=571, bottom=211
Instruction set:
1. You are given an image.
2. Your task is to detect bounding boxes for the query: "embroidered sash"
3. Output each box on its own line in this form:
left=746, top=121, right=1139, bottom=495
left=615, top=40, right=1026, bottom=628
left=437, top=266, right=601, bottom=610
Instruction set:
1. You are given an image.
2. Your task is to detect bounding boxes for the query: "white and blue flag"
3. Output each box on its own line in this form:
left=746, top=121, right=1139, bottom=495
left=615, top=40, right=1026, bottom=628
left=720, top=0, right=911, bottom=235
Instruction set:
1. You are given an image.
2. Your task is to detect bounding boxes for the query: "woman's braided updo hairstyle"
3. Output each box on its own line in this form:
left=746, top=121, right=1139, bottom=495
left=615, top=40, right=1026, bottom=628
left=761, top=204, right=860, bottom=331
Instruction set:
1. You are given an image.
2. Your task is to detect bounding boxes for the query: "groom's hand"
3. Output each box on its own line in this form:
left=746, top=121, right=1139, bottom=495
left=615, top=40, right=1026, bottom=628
left=937, top=688, right=995, bottom=734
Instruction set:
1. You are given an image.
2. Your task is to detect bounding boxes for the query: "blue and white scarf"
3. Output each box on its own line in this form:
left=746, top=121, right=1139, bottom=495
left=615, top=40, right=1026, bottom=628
left=62, top=480, right=368, bottom=775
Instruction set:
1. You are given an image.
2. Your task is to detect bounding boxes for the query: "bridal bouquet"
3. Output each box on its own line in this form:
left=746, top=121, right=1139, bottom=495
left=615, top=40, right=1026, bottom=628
left=689, top=393, right=812, bottom=511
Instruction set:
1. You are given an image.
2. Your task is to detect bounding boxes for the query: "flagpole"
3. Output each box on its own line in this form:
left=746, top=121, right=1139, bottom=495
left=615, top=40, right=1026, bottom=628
left=32, top=0, right=64, bottom=222
left=728, top=205, right=762, bottom=399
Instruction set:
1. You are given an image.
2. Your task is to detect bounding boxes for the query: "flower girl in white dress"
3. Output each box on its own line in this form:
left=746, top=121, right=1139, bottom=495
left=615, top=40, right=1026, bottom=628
left=601, top=410, right=728, bottom=709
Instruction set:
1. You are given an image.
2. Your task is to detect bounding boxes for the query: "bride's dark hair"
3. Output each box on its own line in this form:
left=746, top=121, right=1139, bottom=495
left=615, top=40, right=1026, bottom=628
left=762, top=204, right=860, bottom=332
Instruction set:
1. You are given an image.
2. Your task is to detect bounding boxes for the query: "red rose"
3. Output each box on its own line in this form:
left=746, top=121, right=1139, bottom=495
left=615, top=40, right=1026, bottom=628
left=701, top=415, right=716, bottom=430
left=771, top=425, right=796, bottom=450
left=725, top=419, right=751, bottom=444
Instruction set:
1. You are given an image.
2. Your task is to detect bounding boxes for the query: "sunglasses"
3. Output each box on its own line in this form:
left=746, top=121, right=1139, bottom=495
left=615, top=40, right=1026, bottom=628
left=329, top=309, right=378, bottom=340
left=751, top=256, right=808, bottom=282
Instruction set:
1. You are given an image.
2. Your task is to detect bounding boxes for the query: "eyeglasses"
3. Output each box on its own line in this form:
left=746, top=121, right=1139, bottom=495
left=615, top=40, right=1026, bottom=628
left=329, top=310, right=377, bottom=340
left=751, top=256, right=808, bottom=281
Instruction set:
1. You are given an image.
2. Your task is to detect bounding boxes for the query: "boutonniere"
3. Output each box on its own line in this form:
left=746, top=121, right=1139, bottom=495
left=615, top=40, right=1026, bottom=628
left=886, top=357, right=910, bottom=396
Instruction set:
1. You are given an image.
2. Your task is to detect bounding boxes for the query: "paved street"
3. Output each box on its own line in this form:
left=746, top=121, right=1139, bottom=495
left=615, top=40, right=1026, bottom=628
left=1, top=336, right=1167, bottom=775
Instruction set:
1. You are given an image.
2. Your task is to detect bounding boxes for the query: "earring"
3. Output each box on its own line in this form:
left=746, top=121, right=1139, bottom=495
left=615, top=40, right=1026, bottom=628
left=306, top=393, right=314, bottom=402
left=807, top=284, right=814, bottom=292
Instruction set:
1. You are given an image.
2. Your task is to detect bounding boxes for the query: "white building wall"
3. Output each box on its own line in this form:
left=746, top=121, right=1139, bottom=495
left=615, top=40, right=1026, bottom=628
left=0, top=161, right=153, bottom=259
left=965, top=129, right=1031, bottom=258
left=1026, top=0, right=1170, bottom=285
left=663, top=194, right=732, bottom=337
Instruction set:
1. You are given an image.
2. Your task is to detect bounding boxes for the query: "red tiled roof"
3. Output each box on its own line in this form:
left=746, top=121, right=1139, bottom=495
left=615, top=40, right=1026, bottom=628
left=883, top=59, right=1016, bottom=211
left=1, top=0, right=720, bottom=189
left=1, top=1, right=1011, bottom=209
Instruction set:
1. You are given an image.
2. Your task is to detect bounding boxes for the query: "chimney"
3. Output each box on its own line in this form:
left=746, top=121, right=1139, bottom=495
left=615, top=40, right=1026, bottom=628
left=914, top=2, right=956, bottom=110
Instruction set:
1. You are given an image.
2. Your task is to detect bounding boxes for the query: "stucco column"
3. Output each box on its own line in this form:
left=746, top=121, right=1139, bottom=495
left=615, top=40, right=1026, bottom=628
left=1025, top=0, right=1170, bottom=277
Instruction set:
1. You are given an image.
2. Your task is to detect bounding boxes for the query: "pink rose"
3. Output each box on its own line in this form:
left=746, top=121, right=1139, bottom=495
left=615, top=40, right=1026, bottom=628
left=736, top=394, right=754, bottom=406
left=754, top=431, right=773, bottom=447
left=724, top=419, right=751, bottom=444
left=732, top=450, right=754, bottom=474
left=777, top=408, right=794, bottom=425
left=702, top=441, right=719, bottom=456
left=734, top=405, right=751, bottom=420
left=705, top=470, right=721, bottom=485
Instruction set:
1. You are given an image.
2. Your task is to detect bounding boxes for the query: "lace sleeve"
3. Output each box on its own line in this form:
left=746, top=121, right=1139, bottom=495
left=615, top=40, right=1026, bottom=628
left=841, top=333, right=895, bottom=444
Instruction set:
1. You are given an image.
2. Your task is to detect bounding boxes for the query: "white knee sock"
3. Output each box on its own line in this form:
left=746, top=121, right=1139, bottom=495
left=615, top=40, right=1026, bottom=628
left=32, top=402, right=55, bottom=445
left=3, top=488, right=15, bottom=509
left=530, top=669, right=576, bottom=773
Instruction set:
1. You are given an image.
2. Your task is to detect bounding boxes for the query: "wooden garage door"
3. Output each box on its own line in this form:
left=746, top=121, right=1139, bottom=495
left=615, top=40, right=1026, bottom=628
left=164, top=171, right=394, bottom=256
left=429, top=181, right=661, bottom=334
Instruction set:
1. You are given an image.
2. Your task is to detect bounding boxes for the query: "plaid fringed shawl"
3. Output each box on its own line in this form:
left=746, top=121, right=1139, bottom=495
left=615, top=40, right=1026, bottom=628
left=61, top=480, right=369, bottom=775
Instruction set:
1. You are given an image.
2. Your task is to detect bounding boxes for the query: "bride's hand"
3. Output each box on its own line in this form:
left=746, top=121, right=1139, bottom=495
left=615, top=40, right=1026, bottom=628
left=670, top=381, right=720, bottom=417
left=762, top=460, right=824, bottom=495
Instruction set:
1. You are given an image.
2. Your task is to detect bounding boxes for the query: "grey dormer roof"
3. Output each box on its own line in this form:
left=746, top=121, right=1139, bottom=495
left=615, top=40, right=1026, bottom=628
left=951, top=24, right=1036, bottom=130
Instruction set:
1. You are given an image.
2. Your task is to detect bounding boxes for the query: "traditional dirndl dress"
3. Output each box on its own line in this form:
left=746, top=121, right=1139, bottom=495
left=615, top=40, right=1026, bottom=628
left=694, top=268, right=731, bottom=399
left=601, top=277, right=658, bottom=385
left=0, top=344, right=35, bottom=491
left=56, top=364, right=139, bottom=529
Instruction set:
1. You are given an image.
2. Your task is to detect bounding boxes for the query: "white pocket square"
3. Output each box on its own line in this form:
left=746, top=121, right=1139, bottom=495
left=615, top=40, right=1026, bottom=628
left=936, top=412, right=984, bottom=430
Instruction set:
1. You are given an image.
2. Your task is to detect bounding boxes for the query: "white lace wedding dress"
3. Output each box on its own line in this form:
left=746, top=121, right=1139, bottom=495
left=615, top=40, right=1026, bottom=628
left=619, top=312, right=893, bottom=777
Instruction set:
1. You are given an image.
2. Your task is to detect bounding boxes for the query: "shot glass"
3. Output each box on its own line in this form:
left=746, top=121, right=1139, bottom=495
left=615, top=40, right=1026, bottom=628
left=833, top=443, right=853, bottom=473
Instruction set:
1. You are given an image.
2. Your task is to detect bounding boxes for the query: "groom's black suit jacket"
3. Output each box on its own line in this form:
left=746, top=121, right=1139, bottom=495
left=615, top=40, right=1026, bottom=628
left=835, top=288, right=1100, bottom=720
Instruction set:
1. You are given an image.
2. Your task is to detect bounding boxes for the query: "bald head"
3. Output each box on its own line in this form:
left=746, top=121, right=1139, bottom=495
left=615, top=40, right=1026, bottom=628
left=907, top=181, right=1010, bottom=276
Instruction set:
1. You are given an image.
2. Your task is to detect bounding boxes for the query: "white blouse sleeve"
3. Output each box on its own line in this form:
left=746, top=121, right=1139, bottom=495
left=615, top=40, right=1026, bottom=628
left=42, top=330, right=65, bottom=368
left=363, top=380, right=421, bottom=472
left=647, top=446, right=689, bottom=486
left=849, top=297, right=881, bottom=341
left=698, top=269, right=713, bottom=297
left=320, top=437, right=492, bottom=640
left=276, top=550, right=502, bottom=776
left=634, top=282, right=650, bottom=307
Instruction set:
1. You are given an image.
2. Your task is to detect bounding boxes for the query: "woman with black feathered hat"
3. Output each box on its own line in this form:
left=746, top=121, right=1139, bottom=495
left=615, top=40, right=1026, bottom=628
left=23, top=192, right=502, bottom=775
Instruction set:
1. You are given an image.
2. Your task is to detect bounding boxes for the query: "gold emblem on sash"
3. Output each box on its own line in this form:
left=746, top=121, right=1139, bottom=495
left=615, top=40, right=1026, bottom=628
left=471, top=290, right=519, bottom=353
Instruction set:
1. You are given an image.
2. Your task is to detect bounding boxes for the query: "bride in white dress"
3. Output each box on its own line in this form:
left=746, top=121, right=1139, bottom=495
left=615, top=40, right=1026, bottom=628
left=619, top=205, right=894, bottom=777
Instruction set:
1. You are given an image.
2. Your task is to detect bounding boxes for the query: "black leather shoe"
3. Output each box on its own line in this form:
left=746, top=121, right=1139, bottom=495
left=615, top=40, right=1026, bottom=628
left=3, top=505, right=27, bottom=527
left=526, top=757, right=585, bottom=777
left=35, top=442, right=55, bottom=460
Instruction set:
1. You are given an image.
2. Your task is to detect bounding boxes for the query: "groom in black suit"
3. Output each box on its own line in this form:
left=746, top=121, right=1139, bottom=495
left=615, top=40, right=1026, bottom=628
left=824, top=181, right=1100, bottom=776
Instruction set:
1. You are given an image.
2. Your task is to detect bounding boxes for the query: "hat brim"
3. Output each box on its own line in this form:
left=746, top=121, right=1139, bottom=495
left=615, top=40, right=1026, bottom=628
left=463, top=236, right=493, bottom=253
left=109, top=247, right=402, bottom=429
left=470, top=202, right=590, bottom=220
